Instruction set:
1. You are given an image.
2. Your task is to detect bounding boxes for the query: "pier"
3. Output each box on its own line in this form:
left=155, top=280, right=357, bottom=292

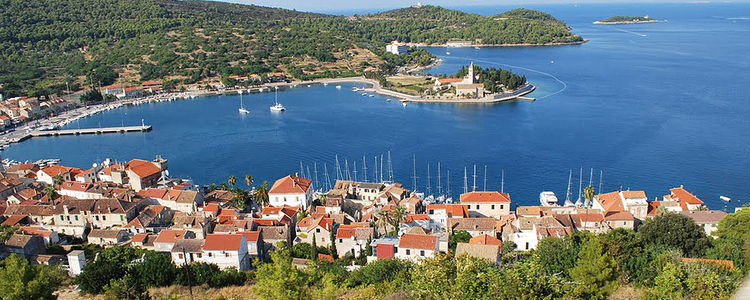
left=30, top=125, right=152, bottom=137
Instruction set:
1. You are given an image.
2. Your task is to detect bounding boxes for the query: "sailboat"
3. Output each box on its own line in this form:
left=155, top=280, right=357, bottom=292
left=238, top=93, right=250, bottom=114
left=564, top=170, right=575, bottom=207
left=270, top=87, right=285, bottom=112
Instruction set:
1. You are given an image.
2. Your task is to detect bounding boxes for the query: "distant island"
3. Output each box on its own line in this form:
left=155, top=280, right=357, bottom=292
left=594, top=15, right=657, bottom=24
left=0, top=1, right=583, bottom=100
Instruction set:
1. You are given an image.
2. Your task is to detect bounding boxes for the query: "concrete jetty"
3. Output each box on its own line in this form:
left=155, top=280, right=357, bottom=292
left=30, top=125, right=152, bottom=137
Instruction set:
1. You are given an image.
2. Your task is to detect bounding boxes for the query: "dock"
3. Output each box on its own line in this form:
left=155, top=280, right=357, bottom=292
left=517, top=96, right=536, bottom=101
left=30, top=125, right=152, bottom=137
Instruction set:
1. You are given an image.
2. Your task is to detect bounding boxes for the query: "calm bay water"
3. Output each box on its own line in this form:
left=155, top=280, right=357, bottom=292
left=6, top=3, right=750, bottom=209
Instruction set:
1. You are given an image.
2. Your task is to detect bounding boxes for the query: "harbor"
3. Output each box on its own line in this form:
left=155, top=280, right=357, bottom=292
left=29, top=125, right=152, bottom=137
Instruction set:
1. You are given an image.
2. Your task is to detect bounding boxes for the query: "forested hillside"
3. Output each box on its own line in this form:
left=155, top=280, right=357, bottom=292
left=0, top=1, right=583, bottom=98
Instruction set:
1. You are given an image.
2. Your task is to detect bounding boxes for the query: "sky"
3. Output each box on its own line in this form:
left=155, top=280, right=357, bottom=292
left=218, top=0, right=742, bottom=13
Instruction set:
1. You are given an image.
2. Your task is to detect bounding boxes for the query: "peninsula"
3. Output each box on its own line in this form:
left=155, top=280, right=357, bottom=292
left=0, top=1, right=581, bottom=101
left=594, top=15, right=658, bottom=24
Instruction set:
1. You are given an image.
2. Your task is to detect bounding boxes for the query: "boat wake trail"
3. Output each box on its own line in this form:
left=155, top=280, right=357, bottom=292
left=613, top=28, right=647, bottom=37
left=436, top=55, right=567, bottom=99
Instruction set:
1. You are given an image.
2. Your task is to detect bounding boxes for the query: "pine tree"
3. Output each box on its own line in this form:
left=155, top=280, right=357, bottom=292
left=570, top=238, right=618, bottom=299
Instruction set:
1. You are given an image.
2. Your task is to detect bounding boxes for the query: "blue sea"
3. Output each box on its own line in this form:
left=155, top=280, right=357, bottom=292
left=6, top=3, right=750, bottom=209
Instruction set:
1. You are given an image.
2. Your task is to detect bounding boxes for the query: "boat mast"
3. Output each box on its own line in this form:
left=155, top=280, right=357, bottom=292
left=374, top=156, right=378, bottom=183
left=334, top=155, right=342, bottom=181
left=472, top=164, right=477, bottom=192
left=324, top=163, right=331, bottom=191
left=598, top=170, right=604, bottom=195
left=313, top=162, right=319, bottom=190
left=306, top=165, right=311, bottom=182
left=362, top=156, right=368, bottom=182
left=344, top=158, right=351, bottom=181
left=380, top=154, right=384, bottom=183
left=437, top=162, right=442, bottom=196
left=299, top=161, right=305, bottom=178
left=501, top=169, right=505, bottom=193
left=446, top=169, right=452, bottom=200
left=411, top=155, right=418, bottom=192
left=483, top=165, right=487, bottom=191
left=576, top=167, right=583, bottom=206
left=463, top=166, right=468, bottom=194
left=353, top=161, right=358, bottom=182
left=387, top=150, right=393, bottom=183
left=589, top=168, right=594, bottom=188
left=565, top=170, right=572, bottom=205
left=426, top=163, right=431, bottom=196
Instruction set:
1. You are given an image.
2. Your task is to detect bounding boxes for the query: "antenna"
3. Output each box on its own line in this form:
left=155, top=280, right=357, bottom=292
left=362, top=156, right=368, bottom=182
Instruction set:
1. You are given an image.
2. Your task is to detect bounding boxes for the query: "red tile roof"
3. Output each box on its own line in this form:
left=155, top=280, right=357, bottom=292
left=460, top=191, right=511, bottom=203
left=398, top=233, right=438, bottom=250
left=131, top=233, right=151, bottom=243
left=126, top=159, right=161, bottom=178
left=61, top=181, right=93, bottom=192
left=269, top=175, right=312, bottom=194
left=318, top=253, right=334, bottom=262
left=154, top=230, right=188, bottom=244
left=670, top=186, right=704, bottom=205
left=426, top=204, right=469, bottom=218
left=604, top=210, right=635, bottom=221
left=405, top=214, right=430, bottom=223
left=137, top=188, right=168, bottom=199
left=203, top=234, right=244, bottom=251
left=595, top=191, right=624, bottom=212
left=469, top=234, right=502, bottom=246
left=41, top=165, right=72, bottom=177
left=238, top=231, right=261, bottom=243
left=621, top=190, right=647, bottom=199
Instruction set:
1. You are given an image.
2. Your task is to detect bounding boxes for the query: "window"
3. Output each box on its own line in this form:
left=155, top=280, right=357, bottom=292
left=178, top=253, right=184, bottom=259
left=95, top=216, right=99, bottom=221
left=491, top=205, right=495, bottom=209
left=406, top=249, right=410, bottom=255
left=197, top=253, right=202, bottom=258
left=339, top=239, right=343, bottom=243
left=208, top=253, right=213, bottom=257
left=420, top=250, right=425, bottom=256
left=316, top=228, right=320, bottom=233
left=500, top=205, right=504, bottom=209
left=102, top=216, right=106, bottom=221
left=60, top=216, right=64, bottom=221
left=525, top=242, right=529, bottom=250
left=225, top=253, right=230, bottom=257
left=74, top=216, right=78, bottom=221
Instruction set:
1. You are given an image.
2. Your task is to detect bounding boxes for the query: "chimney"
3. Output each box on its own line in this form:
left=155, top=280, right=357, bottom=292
left=63, top=205, right=69, bottom=215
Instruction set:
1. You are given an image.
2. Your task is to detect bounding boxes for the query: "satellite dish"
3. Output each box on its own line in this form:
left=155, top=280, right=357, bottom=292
left=92, top=163, right=97, bottom=168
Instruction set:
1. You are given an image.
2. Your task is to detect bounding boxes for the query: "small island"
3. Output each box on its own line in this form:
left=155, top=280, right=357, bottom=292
left=594, top=15, right=657, bottom=24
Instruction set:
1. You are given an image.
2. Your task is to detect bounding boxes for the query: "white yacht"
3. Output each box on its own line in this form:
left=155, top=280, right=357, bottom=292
left=335, top=85, right=342, bottom=89
left=540, top=191, right=559, bottom=206
left=238, top=93, right=250, bottom=114
left=270, top=88, right=285, bottom=112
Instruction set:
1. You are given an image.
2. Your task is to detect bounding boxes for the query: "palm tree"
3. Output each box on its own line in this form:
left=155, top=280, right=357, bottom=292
left=244, top=175, right=253, bottom=189
left=255, top=181, right=270, bottom=207
left=53, top=174, right=64, bottom=186
left=376, top=210, right=392, bottom=236
left=228, top=175, right=237, bottom=188
left=391, top=206, right=407, bottom=231
left=43, top=185, right=57, bottom=201
left=584, top=185, right=595, bottom=208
